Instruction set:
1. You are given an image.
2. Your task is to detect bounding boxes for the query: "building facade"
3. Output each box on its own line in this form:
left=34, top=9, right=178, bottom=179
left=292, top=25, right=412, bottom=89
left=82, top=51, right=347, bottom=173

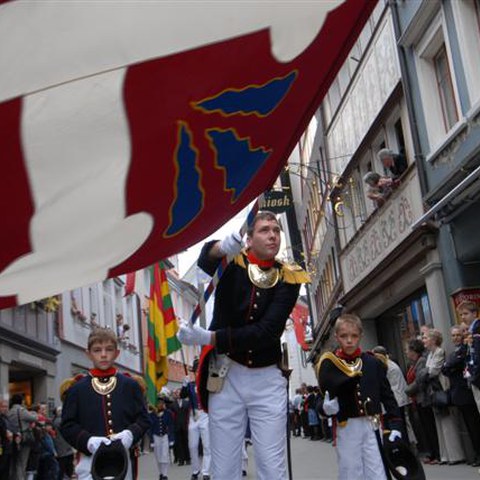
left=289, top=0, right=480, bottom=370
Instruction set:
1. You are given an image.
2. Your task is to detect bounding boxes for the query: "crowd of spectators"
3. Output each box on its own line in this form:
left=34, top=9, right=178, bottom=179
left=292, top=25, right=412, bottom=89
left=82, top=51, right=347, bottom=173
left=402, top=300, right=480, bottom=469
left=0, top=395, right=73, bottom=480
left=289, top=383, right=333, bottom=443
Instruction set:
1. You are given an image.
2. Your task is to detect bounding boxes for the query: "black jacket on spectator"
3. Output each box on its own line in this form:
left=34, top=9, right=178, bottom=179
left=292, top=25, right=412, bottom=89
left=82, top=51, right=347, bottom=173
left=442, top=343, right=476, bottom=406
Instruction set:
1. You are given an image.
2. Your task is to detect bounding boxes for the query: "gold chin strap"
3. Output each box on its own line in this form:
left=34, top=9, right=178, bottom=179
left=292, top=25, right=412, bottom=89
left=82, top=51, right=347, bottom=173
left=248, top=263, right=279, bottom=289
left=91, top=376, right=117, bottom=396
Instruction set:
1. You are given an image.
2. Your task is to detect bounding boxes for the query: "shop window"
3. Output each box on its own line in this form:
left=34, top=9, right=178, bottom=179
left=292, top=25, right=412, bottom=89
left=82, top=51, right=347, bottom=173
left=9, top=380, right=32, bottom=407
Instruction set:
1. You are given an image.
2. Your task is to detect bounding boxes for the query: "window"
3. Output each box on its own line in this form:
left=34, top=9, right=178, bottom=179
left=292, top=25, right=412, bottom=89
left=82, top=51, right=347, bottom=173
left=102, top=280, right=114, bottom=329
left=434, top=45, right=458, bottom=130
left=414, top=13, right=461, bottom=150
left=88, top=285, right=98, bottom=324
left=451, top=0, right=480, bottom=107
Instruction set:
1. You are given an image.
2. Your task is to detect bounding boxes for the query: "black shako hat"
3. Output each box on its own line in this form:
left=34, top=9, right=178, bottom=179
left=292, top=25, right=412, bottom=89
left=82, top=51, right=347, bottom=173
left=383, top=437, right=426, bottom=480
left=91, top=439, right=128, bottom=480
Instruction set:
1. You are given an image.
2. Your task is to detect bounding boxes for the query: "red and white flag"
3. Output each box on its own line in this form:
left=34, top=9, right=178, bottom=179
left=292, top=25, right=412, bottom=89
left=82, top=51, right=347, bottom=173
left=0, top=0, right=377, bottom=308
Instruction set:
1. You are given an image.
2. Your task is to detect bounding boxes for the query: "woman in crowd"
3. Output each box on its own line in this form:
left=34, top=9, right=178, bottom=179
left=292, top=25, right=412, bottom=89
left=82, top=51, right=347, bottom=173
left=405, top=338, right=440, bottom=464
left=419, top=329, right=464, bottom=465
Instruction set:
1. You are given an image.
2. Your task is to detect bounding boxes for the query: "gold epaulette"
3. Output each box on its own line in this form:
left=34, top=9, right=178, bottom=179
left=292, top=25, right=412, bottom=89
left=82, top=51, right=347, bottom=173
left=131, top=374, right=147, bottom=395
left=59, top=374, right=86, bottom=402
left=372, top=352, right=389, bottom=368
left=122, top=372, right=147, bottom=395
left=233, top=253, right=247, bottom=268
left=279, top=262, right=310, bottom=285
left=315, top=351, right=363, bottom=382
left=233, top=253, right=310, bottom=285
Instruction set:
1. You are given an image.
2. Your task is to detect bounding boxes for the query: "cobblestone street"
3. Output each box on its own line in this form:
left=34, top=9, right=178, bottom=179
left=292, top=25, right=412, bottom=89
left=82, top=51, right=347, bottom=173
left=138, top=435, right=478, bottom=480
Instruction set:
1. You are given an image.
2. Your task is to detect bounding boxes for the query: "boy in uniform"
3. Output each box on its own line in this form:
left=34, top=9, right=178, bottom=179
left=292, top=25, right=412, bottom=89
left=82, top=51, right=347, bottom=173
left=457, top=301, right=480, bottom=412
left=60, top=327, right=150, bottom=480
left=316, top=313, right=402, bottom=480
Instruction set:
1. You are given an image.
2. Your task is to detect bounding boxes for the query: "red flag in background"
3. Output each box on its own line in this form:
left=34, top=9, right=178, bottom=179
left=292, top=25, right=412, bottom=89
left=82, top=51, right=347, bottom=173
left=124, top=272, right=136, bottom=297
left=0, top=0, right=377, bottom=308
left=291, top=303, right=311, bottom=351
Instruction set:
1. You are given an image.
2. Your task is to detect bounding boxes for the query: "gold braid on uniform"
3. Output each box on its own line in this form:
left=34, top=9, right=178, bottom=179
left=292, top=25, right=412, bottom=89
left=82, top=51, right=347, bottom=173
left=233, top=252, right=310, bottom=285
left=315, top=351, right=363, bottom=386
left=372, top=352, right=389, bottom=368
left=59, top=374, right=86, bottom=402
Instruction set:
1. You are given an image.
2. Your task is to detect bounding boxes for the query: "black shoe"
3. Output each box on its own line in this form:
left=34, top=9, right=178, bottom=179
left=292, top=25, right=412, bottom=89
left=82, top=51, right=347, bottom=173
left=178, top=461, right=185, bottom=466
left=242, top=470, right=247, bottom=477
left=190, top=473, right=199, bottom=480
left=203, top=476, right=210, bottom=480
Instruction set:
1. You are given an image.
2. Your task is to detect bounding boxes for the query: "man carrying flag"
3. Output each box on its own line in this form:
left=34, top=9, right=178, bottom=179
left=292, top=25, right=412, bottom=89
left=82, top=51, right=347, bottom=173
left=178, top=211, right=309, bottom=480
left=146, top=262, right=182, bottom=406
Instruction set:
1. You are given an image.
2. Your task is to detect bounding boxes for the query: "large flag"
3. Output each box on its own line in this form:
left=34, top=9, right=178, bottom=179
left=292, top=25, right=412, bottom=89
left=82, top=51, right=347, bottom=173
left=146, top=262, right=182, bottom=405
left=0, top=0, right=377, bottom=308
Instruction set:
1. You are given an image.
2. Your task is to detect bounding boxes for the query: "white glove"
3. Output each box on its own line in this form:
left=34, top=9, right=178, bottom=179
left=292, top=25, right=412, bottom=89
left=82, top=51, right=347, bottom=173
left=388, top=430, right=402, bottom=442
left=177, top=320, right=212, bottom=346
left=322, top=391, right=339, bottom=416
left=87, top=436, right=111, bottom=454
left=110, top=429, right=134, bottom=450
left=219, top=231, right=243, bottom=257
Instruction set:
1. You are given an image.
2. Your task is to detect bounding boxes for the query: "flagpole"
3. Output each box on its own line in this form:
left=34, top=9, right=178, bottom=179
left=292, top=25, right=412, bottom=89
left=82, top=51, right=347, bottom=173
left=189, top=198, right=260, bottom=325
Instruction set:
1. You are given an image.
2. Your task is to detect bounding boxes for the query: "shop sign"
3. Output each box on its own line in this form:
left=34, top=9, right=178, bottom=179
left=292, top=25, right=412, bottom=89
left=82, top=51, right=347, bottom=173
left=262, top=190, right=292, bottom=213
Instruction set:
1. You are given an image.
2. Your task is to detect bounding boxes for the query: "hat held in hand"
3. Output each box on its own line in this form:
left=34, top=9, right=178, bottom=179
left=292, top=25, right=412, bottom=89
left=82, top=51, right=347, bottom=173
left=91, top=439, right=128, bottom=480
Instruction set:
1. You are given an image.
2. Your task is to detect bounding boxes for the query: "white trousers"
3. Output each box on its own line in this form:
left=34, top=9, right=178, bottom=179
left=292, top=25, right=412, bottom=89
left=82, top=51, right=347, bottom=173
left=76, top=452, right=133, bottom=480
left=209, top=360, right=287, bottom=480
left=189, top=410, right=211, bottom=475
left=335, top=417, right=387, bottom=480
left=153, top=434, right=170, bottom=476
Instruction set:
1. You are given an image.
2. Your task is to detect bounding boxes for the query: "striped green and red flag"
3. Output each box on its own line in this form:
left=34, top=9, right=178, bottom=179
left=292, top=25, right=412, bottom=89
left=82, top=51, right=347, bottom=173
left=146, top=261, right=181, bottom=405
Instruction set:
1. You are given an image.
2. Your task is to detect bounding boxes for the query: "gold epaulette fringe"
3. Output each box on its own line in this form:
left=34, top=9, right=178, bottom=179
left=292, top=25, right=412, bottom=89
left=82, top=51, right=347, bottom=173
left=233, top=253, right=247, bottom=269
left=372, top=352, right=389, bottom=368
left=131, top=374, right=147, bottom=395
left=59, top=374, right=85, bottom=402
left=280, top=263, right=310, bottom=285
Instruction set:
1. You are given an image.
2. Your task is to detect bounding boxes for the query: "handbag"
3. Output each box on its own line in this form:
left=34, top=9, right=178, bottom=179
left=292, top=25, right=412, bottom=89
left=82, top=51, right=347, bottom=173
left=431, top=389, right=450, bottom=409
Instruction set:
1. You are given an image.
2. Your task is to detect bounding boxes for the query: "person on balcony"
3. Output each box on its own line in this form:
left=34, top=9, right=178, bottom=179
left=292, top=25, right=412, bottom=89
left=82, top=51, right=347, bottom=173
left=363, top=172, right=395, bottom=208
left=377, top=148, right=408, bottom=180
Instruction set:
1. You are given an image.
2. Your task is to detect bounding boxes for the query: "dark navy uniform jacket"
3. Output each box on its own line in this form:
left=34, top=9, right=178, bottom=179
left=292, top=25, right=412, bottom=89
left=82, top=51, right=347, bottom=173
left=150, top=409, right=174, bottom=443
left=318, top=352, right=402, bottom=430
left=442, top=343, right=477, bottom=406
left=198, top=242, right=307, bottom=368
left=60, top=372, right=150, bottom=455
